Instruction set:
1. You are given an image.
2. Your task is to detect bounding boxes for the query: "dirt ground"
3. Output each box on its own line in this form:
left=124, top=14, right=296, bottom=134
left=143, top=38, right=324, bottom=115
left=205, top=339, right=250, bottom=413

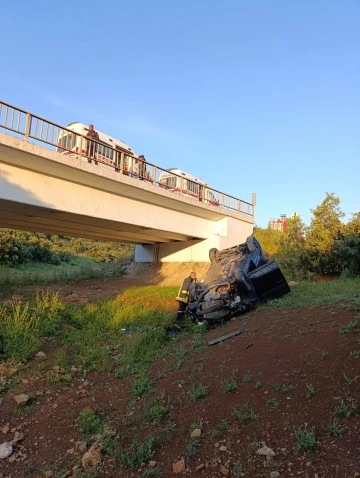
left=1, top=262, right=211, bottom=305
left=0, top=264, right=359, bottom=478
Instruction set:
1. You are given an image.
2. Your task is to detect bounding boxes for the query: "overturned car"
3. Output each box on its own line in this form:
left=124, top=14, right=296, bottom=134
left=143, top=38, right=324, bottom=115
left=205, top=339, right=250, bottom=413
left=187, top=236, right=291, bottom=322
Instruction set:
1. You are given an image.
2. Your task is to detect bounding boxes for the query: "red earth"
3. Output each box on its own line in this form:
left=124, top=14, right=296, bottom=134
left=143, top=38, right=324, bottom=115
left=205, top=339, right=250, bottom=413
left=0, top=266, right=359, bottom=478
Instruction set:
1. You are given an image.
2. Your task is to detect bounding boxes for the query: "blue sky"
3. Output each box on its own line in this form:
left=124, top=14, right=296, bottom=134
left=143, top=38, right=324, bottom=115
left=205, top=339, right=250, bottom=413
left=2, top=0, right=359, bottom=228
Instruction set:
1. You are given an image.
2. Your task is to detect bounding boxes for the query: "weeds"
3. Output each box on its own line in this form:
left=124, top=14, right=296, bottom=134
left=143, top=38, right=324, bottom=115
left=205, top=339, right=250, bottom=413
left=338, top=320, right=358, bottom=334
left=142, top=468, right=161, bottom=478
left=295, top=425, right=316, bottom=451
left=77, top=408, right=104, bottom=436
left=306, top=384, right=317, bottom=398
left=0, top=298, right=41, bottom=360
left=223, top=377, right=238, bottom=393
left=45, top=369, right=72, bottom=384
left=191, top=333, right=203, bottom=352
left=131, top=375, right=153, bottom=398
left=333, top=397, right=359, bottom=417
left=209, top=420, right=229, bottom=439
left=35, top=290, right=64, bottom=336
left=242, top=373, right=252, bottom=383
left=0, top=292, right=65, bottom=361
left=274, top=382, right=294, bottom=393
left=189, top=421, right=203, bottom=431
left=218, top=420, right=230, bottom=430
left=219, top=359, right=229, bottom=371
left=266, top=278, right=360, bottom=309
left=343, top=373, right=359, bottom=385
left=120, top=436, right=156, bottom=470
left=13, top=405, right=35, bottom=415
left=101, top=432, right=123, bottom=460
left=168, top=346, right=187, bottom=371
left=0, top=258, right=126, bottom=288
left=186, top=437, right=201, bottom=459
left=233, top=459, right=246, bottom=478
left=233, top=403, right=260, bottom=423
left=119, top=328, right=168, bottom=376
left=80, top=467, right=101, bottom=478
left=148, top=403, right=169, bottom=423
left=324, top=420, right=344, bottom=437
left=188, top=384, right=209, bottom=401
left=21, top=467, right=38, bottom=478
left=266, top=398, right=280, bottom=409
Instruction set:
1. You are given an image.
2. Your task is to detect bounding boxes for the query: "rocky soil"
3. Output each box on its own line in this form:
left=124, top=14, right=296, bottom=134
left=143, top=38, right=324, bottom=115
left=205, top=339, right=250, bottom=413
left=0, top=264, right=359, bottom=478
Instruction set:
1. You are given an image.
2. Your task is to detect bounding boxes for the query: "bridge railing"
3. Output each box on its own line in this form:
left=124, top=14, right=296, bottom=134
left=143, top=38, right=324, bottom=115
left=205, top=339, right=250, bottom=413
left=0, top=100, right=254, bottom=217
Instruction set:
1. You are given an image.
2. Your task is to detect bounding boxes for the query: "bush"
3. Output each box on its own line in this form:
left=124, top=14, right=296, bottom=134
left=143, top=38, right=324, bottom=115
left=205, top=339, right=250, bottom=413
left=0, top=292, right=65, bottom=360
left=0, top=228, right=134, bottom=267
left=0, top=298, right=41, bottom=360
left=0, top=230, right=20, bottom=266
left=331, top=235, right=360, bottom=277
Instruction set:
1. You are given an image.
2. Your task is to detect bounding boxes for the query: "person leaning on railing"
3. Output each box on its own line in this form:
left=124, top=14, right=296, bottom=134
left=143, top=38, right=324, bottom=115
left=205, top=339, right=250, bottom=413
left=86, top=124, right=99, bottom=162
left=138, top=154, right=147, bottom=179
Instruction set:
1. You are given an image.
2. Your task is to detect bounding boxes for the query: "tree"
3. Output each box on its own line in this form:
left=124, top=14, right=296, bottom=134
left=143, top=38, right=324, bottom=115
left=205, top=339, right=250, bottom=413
left=279, top=214, right=306, bottom=254
left=306, top=193, right=345, bottom=254
left=253, top=227, right=282, bottom=257
left=331, top=234, right=360, bottom=276
left=345, top=212, right=360, bottom=235
left=273, top=214, right=309, bottom=280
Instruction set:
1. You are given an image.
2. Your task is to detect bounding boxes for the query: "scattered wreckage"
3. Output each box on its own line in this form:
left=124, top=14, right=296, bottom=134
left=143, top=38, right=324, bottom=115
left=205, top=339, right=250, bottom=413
left=187, top=236, right=290, bottom=323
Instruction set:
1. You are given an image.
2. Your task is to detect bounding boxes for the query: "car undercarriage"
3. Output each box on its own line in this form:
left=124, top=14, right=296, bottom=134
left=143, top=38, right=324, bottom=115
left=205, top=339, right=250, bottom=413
left=187, top=236, right=291, bottom=323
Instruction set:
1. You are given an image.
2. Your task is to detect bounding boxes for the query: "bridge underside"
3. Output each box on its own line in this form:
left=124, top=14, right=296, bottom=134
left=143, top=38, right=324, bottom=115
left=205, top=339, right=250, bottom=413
left=0, top=199, right=197, bottom=244
left=0, top=132, right=255, bottom=261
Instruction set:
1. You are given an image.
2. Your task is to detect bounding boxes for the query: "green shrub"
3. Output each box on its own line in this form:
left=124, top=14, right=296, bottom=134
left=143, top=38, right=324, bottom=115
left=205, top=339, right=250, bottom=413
left=0, top=292, right=65, bottom=360
left=295, top=425, right=316, bottom=451
left=0, top=298, right=41, bottom=360
left=121, top=436, right=156, bottom=469
left=0, top=228, right=134, bottom=268
left=0, top=230, right=21, bottom=266
left=77, top=408, right=104, bottom=436
left=332, top=235, right=360, bottom=276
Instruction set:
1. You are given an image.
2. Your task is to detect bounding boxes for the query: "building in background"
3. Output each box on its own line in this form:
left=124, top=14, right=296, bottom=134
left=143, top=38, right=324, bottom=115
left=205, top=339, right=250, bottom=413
left=268, top=214, right=288, bottom=232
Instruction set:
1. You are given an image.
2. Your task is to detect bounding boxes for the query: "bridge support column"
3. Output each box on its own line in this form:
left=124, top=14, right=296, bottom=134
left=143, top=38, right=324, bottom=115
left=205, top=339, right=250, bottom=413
left=135, top=217, right=254, bottom=262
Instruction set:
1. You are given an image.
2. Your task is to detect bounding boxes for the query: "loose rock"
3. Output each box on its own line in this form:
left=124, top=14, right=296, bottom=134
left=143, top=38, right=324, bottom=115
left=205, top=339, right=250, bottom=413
left=0, top=442, right=13, bottom=459
left=172, top=457, right=186, bottom=474
left=82, top=442, right=101, bottom=469
left=14, top=394, right=30, bottom=407
left=257, top=445, right=275, bottom=457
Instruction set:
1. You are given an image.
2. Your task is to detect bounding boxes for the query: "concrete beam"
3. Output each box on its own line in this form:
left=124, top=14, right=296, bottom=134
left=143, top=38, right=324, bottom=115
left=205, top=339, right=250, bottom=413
left=0, top=131, right=255, bottom=261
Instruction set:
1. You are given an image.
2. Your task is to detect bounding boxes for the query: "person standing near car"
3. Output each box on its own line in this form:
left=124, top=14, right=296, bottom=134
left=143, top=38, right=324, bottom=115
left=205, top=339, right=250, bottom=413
left=175, top=271, right=197, bottom=322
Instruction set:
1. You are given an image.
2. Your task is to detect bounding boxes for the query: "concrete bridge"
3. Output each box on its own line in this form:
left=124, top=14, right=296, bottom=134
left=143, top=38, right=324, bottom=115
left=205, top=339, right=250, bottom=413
left=0, top=101, right=255, bottom=262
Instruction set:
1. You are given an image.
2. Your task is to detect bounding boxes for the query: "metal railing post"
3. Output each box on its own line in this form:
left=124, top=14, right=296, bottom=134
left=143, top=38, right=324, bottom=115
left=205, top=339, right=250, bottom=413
left=119, top=152, right=124, bottom=173
left=114, top=149, right=119, bottom=172
left=79, top=135, right=83, bottom=159
left=24, top=113, right=31, bottom=141
left=252, top=192, right=256, bottom=208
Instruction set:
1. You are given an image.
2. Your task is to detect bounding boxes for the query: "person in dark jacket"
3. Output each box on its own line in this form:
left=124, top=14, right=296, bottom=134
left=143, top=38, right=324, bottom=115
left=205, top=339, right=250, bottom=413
left=138, top=154, right=147, bottom=179
left=86, top=124, right=99, bottom=161
left=176, top=271, right=197, bottom=321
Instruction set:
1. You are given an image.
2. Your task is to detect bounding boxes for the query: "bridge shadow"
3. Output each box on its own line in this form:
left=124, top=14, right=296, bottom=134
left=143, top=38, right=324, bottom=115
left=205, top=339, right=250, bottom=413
left=0, top=170, right=52, bottom=208
left=0, top=170, right=54, bottom=235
